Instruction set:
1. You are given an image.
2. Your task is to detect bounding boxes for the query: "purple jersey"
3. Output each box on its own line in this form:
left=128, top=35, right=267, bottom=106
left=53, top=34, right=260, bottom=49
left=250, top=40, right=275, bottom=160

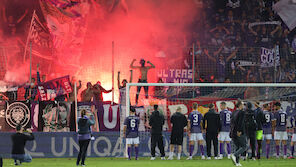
left=274, top=110, right=287, bottom=132
left=291, top=116, right=296, bottom=133
left=219, top=109, right=232, bottom=132
left=262, top=110, right=274, bottom=134
left=124, top=115, right=140, bottom=138
left=189, top=110, right=203, bottom=133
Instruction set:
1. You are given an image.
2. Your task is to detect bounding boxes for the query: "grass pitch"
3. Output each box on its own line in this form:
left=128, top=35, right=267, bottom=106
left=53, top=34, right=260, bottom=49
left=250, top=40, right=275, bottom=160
left=2, top=157, right=296, bottom=167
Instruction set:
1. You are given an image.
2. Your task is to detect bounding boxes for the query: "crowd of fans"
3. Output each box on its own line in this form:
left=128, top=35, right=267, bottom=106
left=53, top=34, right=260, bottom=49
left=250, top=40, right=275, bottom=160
left=188, top=0, right=296, bottom=83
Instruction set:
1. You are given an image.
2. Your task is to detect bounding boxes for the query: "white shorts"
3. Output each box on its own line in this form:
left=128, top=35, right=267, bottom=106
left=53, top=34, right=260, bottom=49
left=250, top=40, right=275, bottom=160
left=292, top=134, right=296, bottom=142
left=126, top=137, right=139, bottom=145
left=218, top=132, right=231, bottom=142
left=190, top=133, right=204, bottom=141
left=274, top=131, right=288, bottom=141
left=263, top=134, right=273, bottom=140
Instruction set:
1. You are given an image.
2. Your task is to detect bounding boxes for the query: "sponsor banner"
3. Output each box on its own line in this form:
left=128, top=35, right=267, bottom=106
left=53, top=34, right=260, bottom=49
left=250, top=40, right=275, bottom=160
left=0, top=131, right=293, bottom=158
left=37, top=75, right=72, bottom=101
left=76, top=102, right=99, bottom=132
left=96, top=102, right=120, bottom=131
left=261, top=47, right=280, bottom=67
left=0, top=101, right=31, bottom=132
left=38, top=101, right=72, bottom=132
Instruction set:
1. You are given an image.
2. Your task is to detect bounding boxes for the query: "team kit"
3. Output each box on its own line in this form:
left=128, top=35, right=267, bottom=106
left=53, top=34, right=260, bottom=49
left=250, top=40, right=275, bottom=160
left=123, top=102, right=296, bottom=161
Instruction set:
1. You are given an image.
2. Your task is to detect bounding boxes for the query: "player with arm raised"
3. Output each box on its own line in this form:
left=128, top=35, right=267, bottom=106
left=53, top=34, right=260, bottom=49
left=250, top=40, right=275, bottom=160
left=187, top=102, right=205, bottom=160
left=273, top=102, right=288, bottom=159
left=123, top=107, right=140, bottom=160
left=261, top=103, right=274, bottom=159
left=218, top=101, right=232, bottom=159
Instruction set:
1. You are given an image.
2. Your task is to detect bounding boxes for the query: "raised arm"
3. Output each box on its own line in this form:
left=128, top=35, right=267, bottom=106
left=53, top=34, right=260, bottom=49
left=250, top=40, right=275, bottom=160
left=130, top=59, right=140, bottom=69
left=147, top=60, right=155, bottom=69
left=204, top=49, right=216, bottom=62
left=226, top=48, right=238, bottom=62
left=129, top=70, right=133, bottom=83
left=100, top=85, right=112, bottom=93
left=17, top=9, right=28, bottom=23
left=214, top=44, right=224, bottom=57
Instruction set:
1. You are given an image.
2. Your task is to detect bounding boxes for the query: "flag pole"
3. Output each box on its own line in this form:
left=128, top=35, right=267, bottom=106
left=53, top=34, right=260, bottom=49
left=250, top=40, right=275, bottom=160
left=23, top=10, right=36, bottom=63
left=29, top=42, right=32, bottom=97
left=112, top=41, right=114, bottom=104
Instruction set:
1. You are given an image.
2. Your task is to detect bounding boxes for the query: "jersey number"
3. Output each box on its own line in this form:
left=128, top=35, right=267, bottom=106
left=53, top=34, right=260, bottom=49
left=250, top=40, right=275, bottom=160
left=130, top=119, right=136, bottom=128
left=225, top=113, right=231, bottom=124
left=280, top=114, right=286, bottom=125
left=265, top=114, right=270, bottom=123
left=193, top=114, right=199, bottom=123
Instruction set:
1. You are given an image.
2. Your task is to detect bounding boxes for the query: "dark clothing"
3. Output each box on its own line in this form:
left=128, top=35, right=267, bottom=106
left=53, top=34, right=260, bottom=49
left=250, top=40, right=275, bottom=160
left=78, top=115, right=95, bottom=135
left=24, top=86, right=37, bottom=101
left=76, top=139, right=90, bottom=165
left=245, top=109, right=257, bottom=131
left=0, top=156, right=2, bottom=167
left=170, top=133, right=183, bottom=145
left=11, top=133, right=34, bottom=154
left=149, top=110, right=165, bottom=135
left=230, top=109, right=245, bottom=138
left=149, top=110, right=165, bottom=157
left=232, top=135, right=248, bottom=163
left=206, top=132, right=218, bottom=157
left=243, top=130, right=256, bottom=158
left=136, top=79, right=148, bottom=103
left=203, top=109, right=221, bottom=133
left=203, top=109, right=220, bottom=157
left=151, top=135, right=165, bottom=157
left=255, top=107, right=264, bottom=130
left=170, top=112, right=187, bottom=135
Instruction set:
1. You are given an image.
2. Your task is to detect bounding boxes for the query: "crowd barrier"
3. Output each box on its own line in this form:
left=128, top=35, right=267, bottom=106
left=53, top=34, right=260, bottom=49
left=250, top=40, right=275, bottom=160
left=0, top=132, right=293, bottom=158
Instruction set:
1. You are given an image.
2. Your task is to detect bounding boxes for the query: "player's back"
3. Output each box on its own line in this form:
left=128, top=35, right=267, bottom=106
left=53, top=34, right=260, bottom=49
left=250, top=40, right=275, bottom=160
left=220, top=109, right=232, bottom=132
left=274, top=110, right=287, bottom=131
left=125, top=116, right=140, bottom=138
left=262, top=110, right=273, bottom=134
left=189, top=110, right=203, bottom=133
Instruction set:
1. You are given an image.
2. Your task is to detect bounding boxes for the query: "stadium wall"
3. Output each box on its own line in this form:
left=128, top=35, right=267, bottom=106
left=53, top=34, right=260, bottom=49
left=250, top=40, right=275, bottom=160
left=0, top=132, right=293, bottom=158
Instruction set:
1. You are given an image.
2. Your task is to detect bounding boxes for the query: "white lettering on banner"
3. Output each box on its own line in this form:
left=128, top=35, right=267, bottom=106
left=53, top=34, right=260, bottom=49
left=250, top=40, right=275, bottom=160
left=157, top=69, right=193, bottom=83
left=111, top=138, right=123, bottom=156
left=103, top=105, right=119, bottom=129
left=51, top=137, right=67, bottom=157
left=168, top=104, right=188, bottom=115
left=260, top=47, right=280, bottom=67
left=69, top=137, right=80, bottom=156
left=25, top=140, right=45, bottom=157
left=175, top=69, right=181, bottom=78
left=93, top=136, right=112, bottom=156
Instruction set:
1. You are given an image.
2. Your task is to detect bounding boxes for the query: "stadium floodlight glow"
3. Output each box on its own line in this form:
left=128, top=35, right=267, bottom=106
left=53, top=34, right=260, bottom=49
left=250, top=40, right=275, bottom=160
left=125, top=82, right=296, bottom=117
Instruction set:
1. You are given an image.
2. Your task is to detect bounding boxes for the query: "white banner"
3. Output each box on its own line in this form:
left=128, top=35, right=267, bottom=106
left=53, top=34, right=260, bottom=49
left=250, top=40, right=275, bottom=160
left=273, top=0, right=296, bottom=31
left=260, top=47, right=280, bottom=67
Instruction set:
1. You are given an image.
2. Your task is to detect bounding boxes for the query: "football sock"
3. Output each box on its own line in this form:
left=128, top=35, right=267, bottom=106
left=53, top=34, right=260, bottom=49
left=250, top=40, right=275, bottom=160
left=276, top=145, right=280, bottom=156
left=128, top=147, right=131, bottom=159
left=135, top=147, right=139, bottom=159
left=177, top=153, right=181, bottom=159
left=291, top=145, right=295, bottom=156
left=257, top=140, right=262, bottom=156
left=200, top=145, right=204, bottom=156
left=220, top=143, right=224, bottom=155
left=284, top=145, right=287, bottom=156
left=189, top=145, right=194, bottom=156
left=266, top=144, right=270, bottom=158
left=227, top=143, right=231, bottom=155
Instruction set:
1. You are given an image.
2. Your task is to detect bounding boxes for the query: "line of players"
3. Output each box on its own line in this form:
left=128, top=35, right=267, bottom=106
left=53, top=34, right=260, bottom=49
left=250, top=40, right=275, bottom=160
left=123, top=101, right=296, bottom=160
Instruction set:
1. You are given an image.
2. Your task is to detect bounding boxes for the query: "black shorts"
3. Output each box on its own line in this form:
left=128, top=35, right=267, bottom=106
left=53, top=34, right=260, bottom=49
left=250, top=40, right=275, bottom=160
left=170, top=133, right=183, bottom=145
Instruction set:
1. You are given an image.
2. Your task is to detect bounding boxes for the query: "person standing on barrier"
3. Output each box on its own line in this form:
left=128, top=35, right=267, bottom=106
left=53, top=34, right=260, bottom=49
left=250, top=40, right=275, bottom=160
left=168, top=107, right=188, bottom=160
left=149, top=105, right=165, bottom=160
left=123, top=106, right=140, bottom=160
left=242, top=102, right=257, bottom=160
left=230, top=100, right=247, bottom=166
left=76, top=109, right=95, bottom=166
left=203, top=103, right=221, bottom=160
left=11, top=124, right=35, bottom=166
left=130, top=59, right=155, bottom=105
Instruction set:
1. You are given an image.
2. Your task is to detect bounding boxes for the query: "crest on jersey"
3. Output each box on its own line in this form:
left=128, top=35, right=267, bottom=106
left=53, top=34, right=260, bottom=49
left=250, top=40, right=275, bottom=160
left=5, top=102, right=30, bottom=128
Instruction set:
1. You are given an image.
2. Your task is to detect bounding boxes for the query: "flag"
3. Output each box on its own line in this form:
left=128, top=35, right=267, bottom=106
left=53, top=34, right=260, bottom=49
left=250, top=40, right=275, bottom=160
left=273, top=0, right=296, bottom=31
left=37, top=75, right=72, bottom=101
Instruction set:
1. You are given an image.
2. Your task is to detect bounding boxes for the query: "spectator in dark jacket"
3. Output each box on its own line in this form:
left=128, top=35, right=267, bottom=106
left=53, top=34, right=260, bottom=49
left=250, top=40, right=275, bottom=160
left=149, top=105, right=165, bottom=160
left=203, top=103, right=221, bottom=159
left=254, top=101, right=265, bottom=159
left=11, top=124, right=35, bottom=166
left=230, top=100, right=247, bottom=166
left=76, top=109, right=95, bottom=166
left=168, top=107, right=187, bottom=160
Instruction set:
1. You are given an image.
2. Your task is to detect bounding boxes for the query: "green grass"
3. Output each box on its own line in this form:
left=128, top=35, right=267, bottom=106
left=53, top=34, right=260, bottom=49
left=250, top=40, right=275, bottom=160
left=3, top=157, right=296, bottom=167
